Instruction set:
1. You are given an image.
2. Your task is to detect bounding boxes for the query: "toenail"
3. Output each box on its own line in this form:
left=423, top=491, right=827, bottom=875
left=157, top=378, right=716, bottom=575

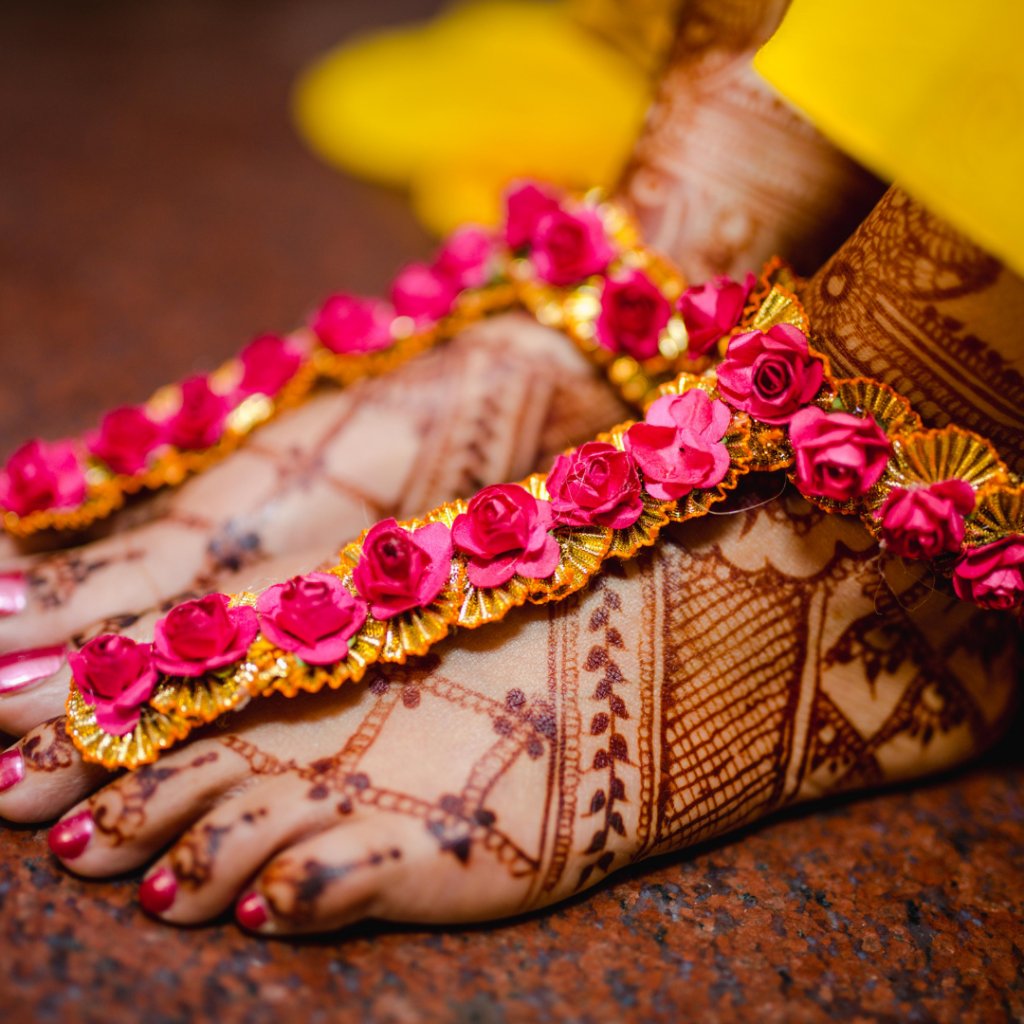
left=48, top=809, right=94, bottom=860
left=0, top=645, right=67, bottom=695
left=0, top=748, right=24, bottom=791
left=139, top=867, right=177, bottom=914
left=0, top=573, right=27, bottom=617
left=236, top=891, right=268, bottom=930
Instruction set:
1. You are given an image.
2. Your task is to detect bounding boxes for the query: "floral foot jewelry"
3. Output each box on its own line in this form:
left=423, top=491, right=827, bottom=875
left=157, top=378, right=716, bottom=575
left=64, top=262, right=1024, bottom=770
left=2, top=181, right=701, bottom=539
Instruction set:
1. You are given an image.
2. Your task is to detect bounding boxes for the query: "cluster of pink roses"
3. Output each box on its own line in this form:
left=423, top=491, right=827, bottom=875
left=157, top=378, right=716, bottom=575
left=0, top=335, right=304, bottom=519
left=70, top=386, right=740, bottom=734
left=504, top=180, right=758, bottom=364
left=712, top=319, right=1024, bottom=612
left=598, top=267, right=756, bottom=363
left=311, top=225, right=497, bottom=353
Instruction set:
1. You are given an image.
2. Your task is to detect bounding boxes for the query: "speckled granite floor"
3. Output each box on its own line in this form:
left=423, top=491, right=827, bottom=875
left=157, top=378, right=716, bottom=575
left=1, top=3, right=1022, bottom=1021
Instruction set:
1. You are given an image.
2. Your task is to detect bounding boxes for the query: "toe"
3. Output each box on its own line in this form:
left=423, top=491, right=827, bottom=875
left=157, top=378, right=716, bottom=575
left=234, top=817, right=414, bottom=936
left=138, top=774, right=349, bottom=924
left=236, top=809, right=533, bottom=936
left=46, top=736, right=256, bottom=876
left=0, top=716, right=111, bottom=823
left=0, top=655, right=72, bottom=737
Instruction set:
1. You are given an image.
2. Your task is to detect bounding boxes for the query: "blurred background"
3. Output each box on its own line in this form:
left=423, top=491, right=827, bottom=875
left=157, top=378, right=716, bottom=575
left=0, top=1, right=446, bottom=456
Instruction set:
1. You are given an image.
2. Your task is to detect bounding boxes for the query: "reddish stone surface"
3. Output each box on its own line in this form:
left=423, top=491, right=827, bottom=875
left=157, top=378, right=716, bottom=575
left=1, top=3, right=1023, bottom=1022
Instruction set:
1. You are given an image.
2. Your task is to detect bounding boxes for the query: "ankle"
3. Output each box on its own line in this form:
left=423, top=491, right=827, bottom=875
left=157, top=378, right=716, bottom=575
left=619, top=0, right=884, bottom=280
left=801, top=186, right=1024, bottom=472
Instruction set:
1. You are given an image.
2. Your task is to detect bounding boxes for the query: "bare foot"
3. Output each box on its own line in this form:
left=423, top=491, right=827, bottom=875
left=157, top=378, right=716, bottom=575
left=0, top=186, right=1019, bottom=936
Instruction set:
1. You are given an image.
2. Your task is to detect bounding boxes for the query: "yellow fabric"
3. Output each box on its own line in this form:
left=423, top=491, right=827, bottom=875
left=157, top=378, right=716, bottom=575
left=293, top=0, right=652, bottom=235
left=755, top=0, right=1024, bottom=277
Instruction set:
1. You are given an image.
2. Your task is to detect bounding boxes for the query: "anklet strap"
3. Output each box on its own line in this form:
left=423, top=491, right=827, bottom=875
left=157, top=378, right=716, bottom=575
left=63, top=255, right=1024, bottom=770
left=2, top=183, right=687, bottom=537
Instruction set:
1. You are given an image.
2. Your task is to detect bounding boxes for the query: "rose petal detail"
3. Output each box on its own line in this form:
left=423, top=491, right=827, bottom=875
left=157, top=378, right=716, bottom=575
left=311, top=294, right=395, bottom=354
left=153, top=594, right=258, bottom=677
left=546, top=442, right=644, bottom=529
left=596, top=269, right=672, bottom=362
left=677, top=272, right=755, bottom=356
left=717, top=324, right=824, bottom=424
left=789, top=407, right=891, bottom=502
left=353, top=519, right=453, bottom=619
left=451, top=484, right=560, bottom=588
left=0, top=439, right=87, bottom=517
left=624, top=390, right=732, bottom=501
left=256, top=572, right=367, bottom=665
left=69, top=635, right=157, bottom=736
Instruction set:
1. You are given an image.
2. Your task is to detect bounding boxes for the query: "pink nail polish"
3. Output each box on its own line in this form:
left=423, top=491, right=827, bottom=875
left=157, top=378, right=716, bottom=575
left=0, top=748, right=24, bottom=792
left=0, top=645, right=66, bottom=695
left=139, top=867, right=177, bottom=914
left=48, top=809, right=93, bottom=859
left=236, top=891, right=268, bottom=929
left=0, top=573, right=27, bottom=617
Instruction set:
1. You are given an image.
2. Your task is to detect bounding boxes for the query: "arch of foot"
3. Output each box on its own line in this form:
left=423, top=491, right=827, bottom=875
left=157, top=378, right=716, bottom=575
left=800, top=185, right=1024, bottom=474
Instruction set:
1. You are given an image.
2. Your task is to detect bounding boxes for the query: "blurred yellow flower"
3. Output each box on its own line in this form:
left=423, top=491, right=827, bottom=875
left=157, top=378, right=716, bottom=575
left=293, top=0, right=653, bottom=235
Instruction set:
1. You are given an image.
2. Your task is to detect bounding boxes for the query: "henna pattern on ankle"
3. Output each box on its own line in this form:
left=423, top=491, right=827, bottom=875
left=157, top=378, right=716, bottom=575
left=801, top=186, right=1024, bottom=472
left=576, top=574, right=633, bottom=891
left=621, top=0, right=884, bottom=280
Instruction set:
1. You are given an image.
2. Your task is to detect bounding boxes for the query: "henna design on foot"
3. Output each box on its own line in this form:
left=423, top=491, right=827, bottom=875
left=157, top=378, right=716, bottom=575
left=21, top=715, right=77, bottom=773
left=260, top=848, right=402, bottom=927
left=89, top=750, right=219, bottom=846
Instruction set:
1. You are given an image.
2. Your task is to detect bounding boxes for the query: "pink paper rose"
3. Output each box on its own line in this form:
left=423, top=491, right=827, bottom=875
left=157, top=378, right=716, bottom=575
left=624, top=389, right=732, bottom=501
left=434, top=225, right=495, bottom=289
left=789, top=406, right=891, bottom=502
left=504, top=180, right=561, bottom=250
left=0, top=439, right=87, bottom=517
left=546, top=442, right=643, bottom=529
left=311, top=294, right=395, bottom=354
left=152, top=593, right=258, bottom=677
left=166, top=376, right=229, bottom=451
left=452, top=484, right=560, bottom=588
left=88, top=406, right=164, bottom=476
left=596, top=269, right=672, bottom=361
left=678, top=272, right=755, bottom=356
left=530, top=206, right=614, bottom=287
left=717, top=324, right=824, bottom=424
left=879, top=480, right=975, bottom=559
left=353, top=519, right=453, bottom=619
left=238, top=334, right=302, bottom=397
left=256, top=572, right=367, bottom=665
left=953, top=535, right=1024, bottom=610
left=69, top=634, right=157, bottom=736
left=390, top=263, right=460, bottom=323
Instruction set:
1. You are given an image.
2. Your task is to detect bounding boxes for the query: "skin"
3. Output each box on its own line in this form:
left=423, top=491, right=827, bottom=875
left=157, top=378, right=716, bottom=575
left=0, top=186, right=1019, bottom=938
left=0, top=0, right=885, bottom=670
left=1, top=2, right=1015, bottom=935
